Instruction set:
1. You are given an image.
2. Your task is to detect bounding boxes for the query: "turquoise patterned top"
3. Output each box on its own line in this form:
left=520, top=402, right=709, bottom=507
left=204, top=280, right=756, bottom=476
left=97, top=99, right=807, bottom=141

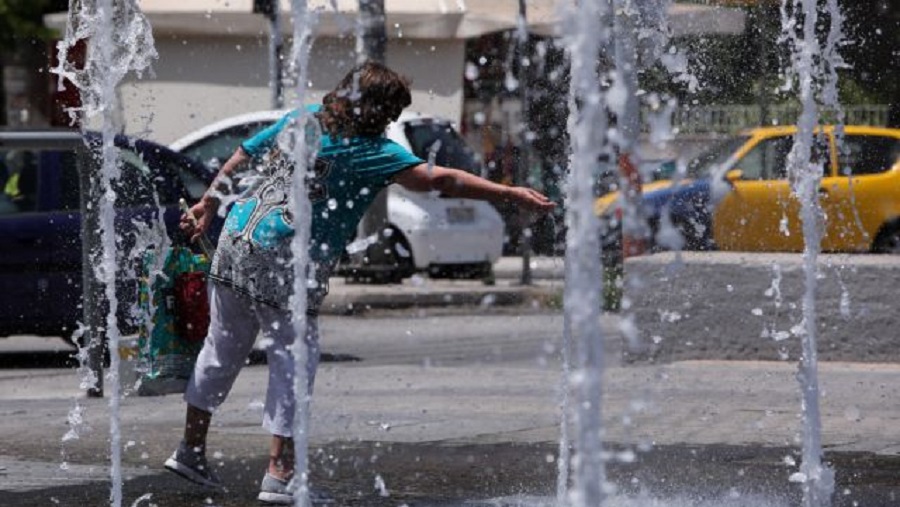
left=210, top=105, right=423, bottom=310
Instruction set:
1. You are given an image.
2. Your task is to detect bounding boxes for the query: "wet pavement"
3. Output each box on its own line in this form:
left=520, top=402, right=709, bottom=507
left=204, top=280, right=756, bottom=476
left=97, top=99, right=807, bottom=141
left=2, top=254, right=900, bottom=506
left=4, top=439, right=900, bottom=506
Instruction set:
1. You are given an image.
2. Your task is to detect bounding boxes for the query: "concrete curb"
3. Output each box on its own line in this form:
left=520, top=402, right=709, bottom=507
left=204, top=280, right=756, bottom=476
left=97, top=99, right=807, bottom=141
left=320, top=277, right=562, bottom=315
left=314, top=256, right=565, bottom=315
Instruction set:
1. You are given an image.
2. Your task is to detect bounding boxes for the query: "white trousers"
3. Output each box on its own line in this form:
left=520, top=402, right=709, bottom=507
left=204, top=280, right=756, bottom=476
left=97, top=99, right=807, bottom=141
left=184, top=283, right=320, bottom=437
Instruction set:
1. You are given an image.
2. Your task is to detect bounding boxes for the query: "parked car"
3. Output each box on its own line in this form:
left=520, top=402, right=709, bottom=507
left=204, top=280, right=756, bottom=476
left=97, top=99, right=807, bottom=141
left=169, top=110, right=505, bottom=282
left=0, top=130, right=217, bottom=339
left=595, top=125, right=900, bottom=253
left=593, top=156, right=676, bottom=197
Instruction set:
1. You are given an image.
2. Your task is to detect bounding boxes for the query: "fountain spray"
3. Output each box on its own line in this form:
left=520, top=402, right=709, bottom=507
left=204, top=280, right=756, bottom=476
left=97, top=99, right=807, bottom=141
left=286, top=1, right=316, bottom=506
left=51, top=2, right=156, bottom=506
left=780, top=0, right=846, bottom=504
left=562, top=0, right=611, bottom=504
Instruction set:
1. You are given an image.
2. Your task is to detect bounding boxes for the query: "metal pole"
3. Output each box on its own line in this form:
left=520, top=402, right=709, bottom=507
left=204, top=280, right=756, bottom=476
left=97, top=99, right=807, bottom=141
left=517, top=0, right=533, bottom=285
left=78, top=147, right=105, bottom=398
left=359, top=0, right=386, bottom=64
left=268, top=3, right=284, bottom=109
left=755, top=4, right=770, bottom=127
left=357, top=0, right=391, bottom=277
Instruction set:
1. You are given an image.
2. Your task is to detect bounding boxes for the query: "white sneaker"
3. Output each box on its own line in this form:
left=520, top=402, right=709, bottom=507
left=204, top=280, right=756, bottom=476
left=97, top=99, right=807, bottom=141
left=257, top=473, right=335, bottom=505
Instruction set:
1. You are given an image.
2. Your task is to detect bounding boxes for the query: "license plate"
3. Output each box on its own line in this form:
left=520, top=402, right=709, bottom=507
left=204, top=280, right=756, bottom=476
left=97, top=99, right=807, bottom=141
left=446, top=206, right=475, bottom=223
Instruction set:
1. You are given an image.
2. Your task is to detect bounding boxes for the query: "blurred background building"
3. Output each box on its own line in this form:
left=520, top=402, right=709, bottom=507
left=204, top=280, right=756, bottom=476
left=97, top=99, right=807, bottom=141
left=0, top=0, right=896, bottom=253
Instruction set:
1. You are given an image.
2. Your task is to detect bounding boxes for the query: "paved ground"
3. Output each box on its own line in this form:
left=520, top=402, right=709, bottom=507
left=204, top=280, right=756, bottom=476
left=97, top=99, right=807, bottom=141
left=2, top=254, right=900, bottom=506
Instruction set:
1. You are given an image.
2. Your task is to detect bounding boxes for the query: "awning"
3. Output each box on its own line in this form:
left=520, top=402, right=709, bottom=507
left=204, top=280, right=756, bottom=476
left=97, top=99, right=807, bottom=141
left=45, top=0, right=745, bottom=39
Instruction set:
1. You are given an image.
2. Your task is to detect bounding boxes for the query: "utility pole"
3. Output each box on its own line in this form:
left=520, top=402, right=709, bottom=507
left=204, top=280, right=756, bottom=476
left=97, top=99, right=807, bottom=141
left=754, top=4, right=771, bottom=127
left=79, top=147, right=105, bottom=398
left=516, top=0, right=533, bottom=285
left=359, top=0, right=386, bottom=64
left=254, top=0, right=283, bottom=109
left=357, top=0, right=392, bottom=279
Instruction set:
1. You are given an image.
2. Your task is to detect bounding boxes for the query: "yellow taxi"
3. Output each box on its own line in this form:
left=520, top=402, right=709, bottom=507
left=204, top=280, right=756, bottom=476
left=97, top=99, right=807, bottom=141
left=596, top=125, right=900, bottom=253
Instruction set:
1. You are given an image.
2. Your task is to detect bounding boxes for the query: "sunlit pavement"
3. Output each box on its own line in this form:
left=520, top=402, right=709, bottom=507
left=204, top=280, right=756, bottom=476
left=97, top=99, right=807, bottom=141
left=2, top=254, right=900, bottom=506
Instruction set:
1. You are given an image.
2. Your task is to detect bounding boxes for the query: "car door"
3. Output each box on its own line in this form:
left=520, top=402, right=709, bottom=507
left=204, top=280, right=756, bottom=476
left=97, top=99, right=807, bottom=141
left=713, top=134, right=800, bottom=251
left=42, top=147, right=92, bottom=337
left=821, top=132, right=900, bottom=252
left=0, top=146, right=78, bottom=336
left=47, top=136, right=213, bottom=336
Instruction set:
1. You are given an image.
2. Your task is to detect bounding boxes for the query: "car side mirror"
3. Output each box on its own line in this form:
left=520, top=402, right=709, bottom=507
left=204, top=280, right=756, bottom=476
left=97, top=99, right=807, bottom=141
left=724, top=169, right=743, bottom=185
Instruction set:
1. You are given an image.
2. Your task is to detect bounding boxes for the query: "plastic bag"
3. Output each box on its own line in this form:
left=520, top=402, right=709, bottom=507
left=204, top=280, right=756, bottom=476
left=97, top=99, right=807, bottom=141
left=136, top=246, right=210, bottom=396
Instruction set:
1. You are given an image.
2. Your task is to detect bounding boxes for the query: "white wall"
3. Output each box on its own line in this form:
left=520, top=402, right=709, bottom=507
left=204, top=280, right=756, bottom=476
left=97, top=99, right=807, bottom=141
left=119, top=34, right=465, bottom=144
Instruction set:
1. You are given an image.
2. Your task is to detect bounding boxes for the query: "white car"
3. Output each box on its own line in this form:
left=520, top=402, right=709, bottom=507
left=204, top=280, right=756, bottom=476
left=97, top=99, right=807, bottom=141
left=168, top=110, right=505, bottom=283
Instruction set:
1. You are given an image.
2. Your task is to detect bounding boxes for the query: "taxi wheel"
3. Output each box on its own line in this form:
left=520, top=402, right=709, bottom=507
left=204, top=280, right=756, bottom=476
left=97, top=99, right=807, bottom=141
left=872, top=222, right=900, bottom=254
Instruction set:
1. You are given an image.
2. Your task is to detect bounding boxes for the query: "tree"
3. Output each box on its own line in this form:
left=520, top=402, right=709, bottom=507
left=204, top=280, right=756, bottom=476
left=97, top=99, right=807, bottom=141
left=0, top=0, right=66, bottom=52
left=839, top=0, right=900, bottom=125
left=0, top=0, right=69, bottom=125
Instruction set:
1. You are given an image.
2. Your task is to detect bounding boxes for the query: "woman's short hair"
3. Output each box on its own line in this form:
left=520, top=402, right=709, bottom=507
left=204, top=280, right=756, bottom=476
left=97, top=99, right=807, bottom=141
left=317, top=61, right=412, bottom=138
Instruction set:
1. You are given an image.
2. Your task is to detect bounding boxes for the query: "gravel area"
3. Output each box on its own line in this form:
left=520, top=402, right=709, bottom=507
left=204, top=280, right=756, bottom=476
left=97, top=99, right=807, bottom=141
left=621, top=252, right=900, bottom=364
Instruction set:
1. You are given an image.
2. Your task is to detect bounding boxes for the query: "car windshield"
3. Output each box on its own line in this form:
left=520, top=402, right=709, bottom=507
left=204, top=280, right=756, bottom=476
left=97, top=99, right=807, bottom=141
left=403, top=120, right=481, bottom=175
left=686, top=136, right=749, bottom=178
left=182, top=121, right=275, bottom=169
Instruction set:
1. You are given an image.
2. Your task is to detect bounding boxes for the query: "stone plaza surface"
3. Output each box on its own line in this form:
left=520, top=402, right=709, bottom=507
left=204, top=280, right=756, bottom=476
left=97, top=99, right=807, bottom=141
left=2, top=254, right=900, bottom=506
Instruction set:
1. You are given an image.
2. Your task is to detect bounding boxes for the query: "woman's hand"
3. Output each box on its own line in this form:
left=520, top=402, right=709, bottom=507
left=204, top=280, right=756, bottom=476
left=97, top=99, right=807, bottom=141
left=179, top=196, right=218, bottom=244
left=505, top=186, right=556, bottom=213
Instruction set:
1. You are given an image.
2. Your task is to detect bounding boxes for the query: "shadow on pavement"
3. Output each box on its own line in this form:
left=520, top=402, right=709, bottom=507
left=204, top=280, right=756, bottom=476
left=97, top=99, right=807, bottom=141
left=0, top=350, right=79, bottom=369
left=4, top=442, right=900, bottom=506
left=0, top=349, right=360, bottom=370
left=247, top=349, right=362, bottom=365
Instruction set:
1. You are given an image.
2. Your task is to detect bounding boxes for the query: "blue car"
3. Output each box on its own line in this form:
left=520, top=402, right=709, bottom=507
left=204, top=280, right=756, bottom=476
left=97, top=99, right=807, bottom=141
left=0, top=130, right=217, bottom=340
left=595, top=137, right=746, bottom=252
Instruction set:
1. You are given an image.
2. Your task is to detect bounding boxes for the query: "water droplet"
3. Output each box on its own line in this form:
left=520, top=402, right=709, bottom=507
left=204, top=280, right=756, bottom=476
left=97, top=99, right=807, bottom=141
left=465, top=62, right=479, bottom=81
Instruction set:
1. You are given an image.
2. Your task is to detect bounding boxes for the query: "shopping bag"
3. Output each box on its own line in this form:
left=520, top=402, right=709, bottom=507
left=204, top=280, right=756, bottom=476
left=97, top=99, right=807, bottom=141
left=174, top=271, right=210, bottom=343
left=136, top=246, right=210, bottom=396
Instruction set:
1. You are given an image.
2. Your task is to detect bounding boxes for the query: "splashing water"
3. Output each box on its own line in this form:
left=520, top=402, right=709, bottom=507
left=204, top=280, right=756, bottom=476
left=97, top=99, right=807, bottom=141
left=780, top=0, right=847, bottom=504
left=561, top=0, right=611, bottom=504
left=476, top=492, right=790, bottom=507
left=287, top=1, right=317, bottom=506
left=51, top=1, right=156, bottom=506
left=559, top=0, right=686, bottom=504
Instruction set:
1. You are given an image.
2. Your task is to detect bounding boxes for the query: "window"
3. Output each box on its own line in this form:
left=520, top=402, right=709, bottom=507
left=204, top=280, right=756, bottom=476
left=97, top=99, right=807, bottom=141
left=0, top=150, right=40, bottom=214
left=113, top=149, right=159, bottom=208
left=686, top=136, right=748, bottom=178
left=182, top=122, right=273, bottom=169
left=56, top=150, right=80, bottom=211
left=739, top=134, right=831, bottom=180
left=151, top=148, right=207, bottom=201
left=403, top=121, right=481, bottom=175
left=737, top=136, right=793, bottom=180
left=838, top=135, right=900, bottom=176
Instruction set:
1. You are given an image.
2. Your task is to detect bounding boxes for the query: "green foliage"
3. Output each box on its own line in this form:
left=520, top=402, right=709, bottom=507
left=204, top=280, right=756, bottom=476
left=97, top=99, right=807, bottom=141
left=0, top=0, right=68, bottom=54
left=837, top=75, right=882, bottom=106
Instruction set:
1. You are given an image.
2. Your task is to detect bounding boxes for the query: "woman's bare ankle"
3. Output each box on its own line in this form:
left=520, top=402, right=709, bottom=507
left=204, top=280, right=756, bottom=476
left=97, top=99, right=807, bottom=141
left=267, top=464, right=293, bottom=481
